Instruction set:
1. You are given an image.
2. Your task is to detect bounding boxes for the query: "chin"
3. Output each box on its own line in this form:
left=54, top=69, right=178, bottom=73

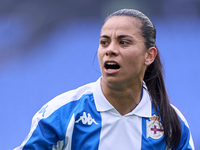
left=103, top=75, right=124, bottom=85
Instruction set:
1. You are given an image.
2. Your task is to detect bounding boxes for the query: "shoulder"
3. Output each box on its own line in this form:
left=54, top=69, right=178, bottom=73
left=170, top=104, right=189, bottom=127
left=36, top=81, right=96, bottom=119
left=171, top=104, right=195, bottom=149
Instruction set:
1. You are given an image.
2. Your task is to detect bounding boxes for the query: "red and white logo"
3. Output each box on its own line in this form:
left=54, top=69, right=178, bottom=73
left=146, top=115, right=164, bottom=139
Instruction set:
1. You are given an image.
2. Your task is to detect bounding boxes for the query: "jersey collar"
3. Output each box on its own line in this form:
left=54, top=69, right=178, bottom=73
left=93, top=77, right=152, bottom=117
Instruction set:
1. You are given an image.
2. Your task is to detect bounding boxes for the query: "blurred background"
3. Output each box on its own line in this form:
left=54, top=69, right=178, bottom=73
left=0, top=0, right=199, bottom=149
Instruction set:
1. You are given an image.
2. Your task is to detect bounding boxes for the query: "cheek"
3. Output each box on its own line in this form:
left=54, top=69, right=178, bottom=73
left=97, top=49, right=103, bottom=66
left=124, top=52, right=145, bottom=67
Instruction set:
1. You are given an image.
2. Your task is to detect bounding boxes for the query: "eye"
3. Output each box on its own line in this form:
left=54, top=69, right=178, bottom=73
left=119, top=40, right=130, bottom=45
left=100, top=40, right=109, bottom=47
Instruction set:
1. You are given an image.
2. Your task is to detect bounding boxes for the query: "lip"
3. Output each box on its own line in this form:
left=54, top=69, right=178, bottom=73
left=104, top=60, right=121, bottom=74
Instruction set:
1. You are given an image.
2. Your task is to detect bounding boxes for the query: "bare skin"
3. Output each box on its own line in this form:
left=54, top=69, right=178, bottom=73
left=98, top=16, right=157, bottom=115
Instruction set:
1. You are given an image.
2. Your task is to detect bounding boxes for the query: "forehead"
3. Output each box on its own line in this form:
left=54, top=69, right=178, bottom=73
left=101, top=16, right=142, bottom=35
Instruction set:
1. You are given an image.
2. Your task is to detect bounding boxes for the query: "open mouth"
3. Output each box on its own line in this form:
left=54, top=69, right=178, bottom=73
left=105, top=62, right=120, bottom=70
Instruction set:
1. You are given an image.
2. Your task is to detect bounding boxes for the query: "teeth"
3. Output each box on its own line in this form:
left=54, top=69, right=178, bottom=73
left=106, top=62, right=117, bottom=65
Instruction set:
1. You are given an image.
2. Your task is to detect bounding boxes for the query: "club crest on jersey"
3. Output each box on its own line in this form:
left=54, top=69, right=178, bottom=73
left=146, top=115, right=164, bottom=139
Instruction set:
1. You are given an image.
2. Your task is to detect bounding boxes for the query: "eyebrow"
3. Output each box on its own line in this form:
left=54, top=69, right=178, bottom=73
left=100, top=35, right=134, bottom=40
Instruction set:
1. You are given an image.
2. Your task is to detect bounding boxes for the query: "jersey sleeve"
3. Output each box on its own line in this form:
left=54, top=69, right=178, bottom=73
left=171, top=105, right=195, bottom=150
left=13, top=104, right=66, bottom=150
left=14, top=82, right=94, bottom=150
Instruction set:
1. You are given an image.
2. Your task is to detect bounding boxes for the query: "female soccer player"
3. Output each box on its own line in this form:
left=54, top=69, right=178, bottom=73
left=14, top=9, right=194, bottom=150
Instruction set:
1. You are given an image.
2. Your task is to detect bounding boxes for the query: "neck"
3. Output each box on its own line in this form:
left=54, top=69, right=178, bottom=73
left=101, top=79, right=143, bottom=116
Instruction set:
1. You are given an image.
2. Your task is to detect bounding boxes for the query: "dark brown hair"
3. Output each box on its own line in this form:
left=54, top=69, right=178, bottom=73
left=104, top=9, right=181, bottom=149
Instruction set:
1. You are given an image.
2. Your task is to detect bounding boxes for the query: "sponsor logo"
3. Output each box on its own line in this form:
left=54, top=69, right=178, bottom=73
left=75, top=112, right=98, bottom=125
left=147, top=115, right=164, bottom=139
left=39, top=105, right=48, bottom=117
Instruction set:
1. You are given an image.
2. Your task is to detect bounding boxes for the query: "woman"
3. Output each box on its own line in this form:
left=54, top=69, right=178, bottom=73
left=14, top=9, right=194, bottom=150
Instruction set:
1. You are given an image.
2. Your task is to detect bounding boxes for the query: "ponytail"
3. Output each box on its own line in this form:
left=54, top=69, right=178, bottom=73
left=144, top=46, right=181, bottom=149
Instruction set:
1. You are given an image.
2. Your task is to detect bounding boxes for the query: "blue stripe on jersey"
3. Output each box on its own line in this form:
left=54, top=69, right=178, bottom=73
left=71, top=93, right=102, bottom=150
left=141, top=103, right=166, bottom=150
left=175, top=118, right=193, bottom=150
left=23, top=100, right=79, bottom=149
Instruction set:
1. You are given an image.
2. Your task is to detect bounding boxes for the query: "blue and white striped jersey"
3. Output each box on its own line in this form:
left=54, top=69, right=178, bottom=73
left=14, top=77, right=195, bottom=150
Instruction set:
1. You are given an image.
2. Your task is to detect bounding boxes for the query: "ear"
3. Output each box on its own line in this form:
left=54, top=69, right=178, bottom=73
left=145, top=47, right=157, bottom=66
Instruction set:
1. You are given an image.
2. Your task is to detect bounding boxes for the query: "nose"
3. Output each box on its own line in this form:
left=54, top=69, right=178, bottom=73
left=106, top=42, right=119, bottom=56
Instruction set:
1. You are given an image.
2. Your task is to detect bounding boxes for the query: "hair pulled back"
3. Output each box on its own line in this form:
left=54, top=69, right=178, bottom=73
left=104, top=9, right=181, bottom=149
